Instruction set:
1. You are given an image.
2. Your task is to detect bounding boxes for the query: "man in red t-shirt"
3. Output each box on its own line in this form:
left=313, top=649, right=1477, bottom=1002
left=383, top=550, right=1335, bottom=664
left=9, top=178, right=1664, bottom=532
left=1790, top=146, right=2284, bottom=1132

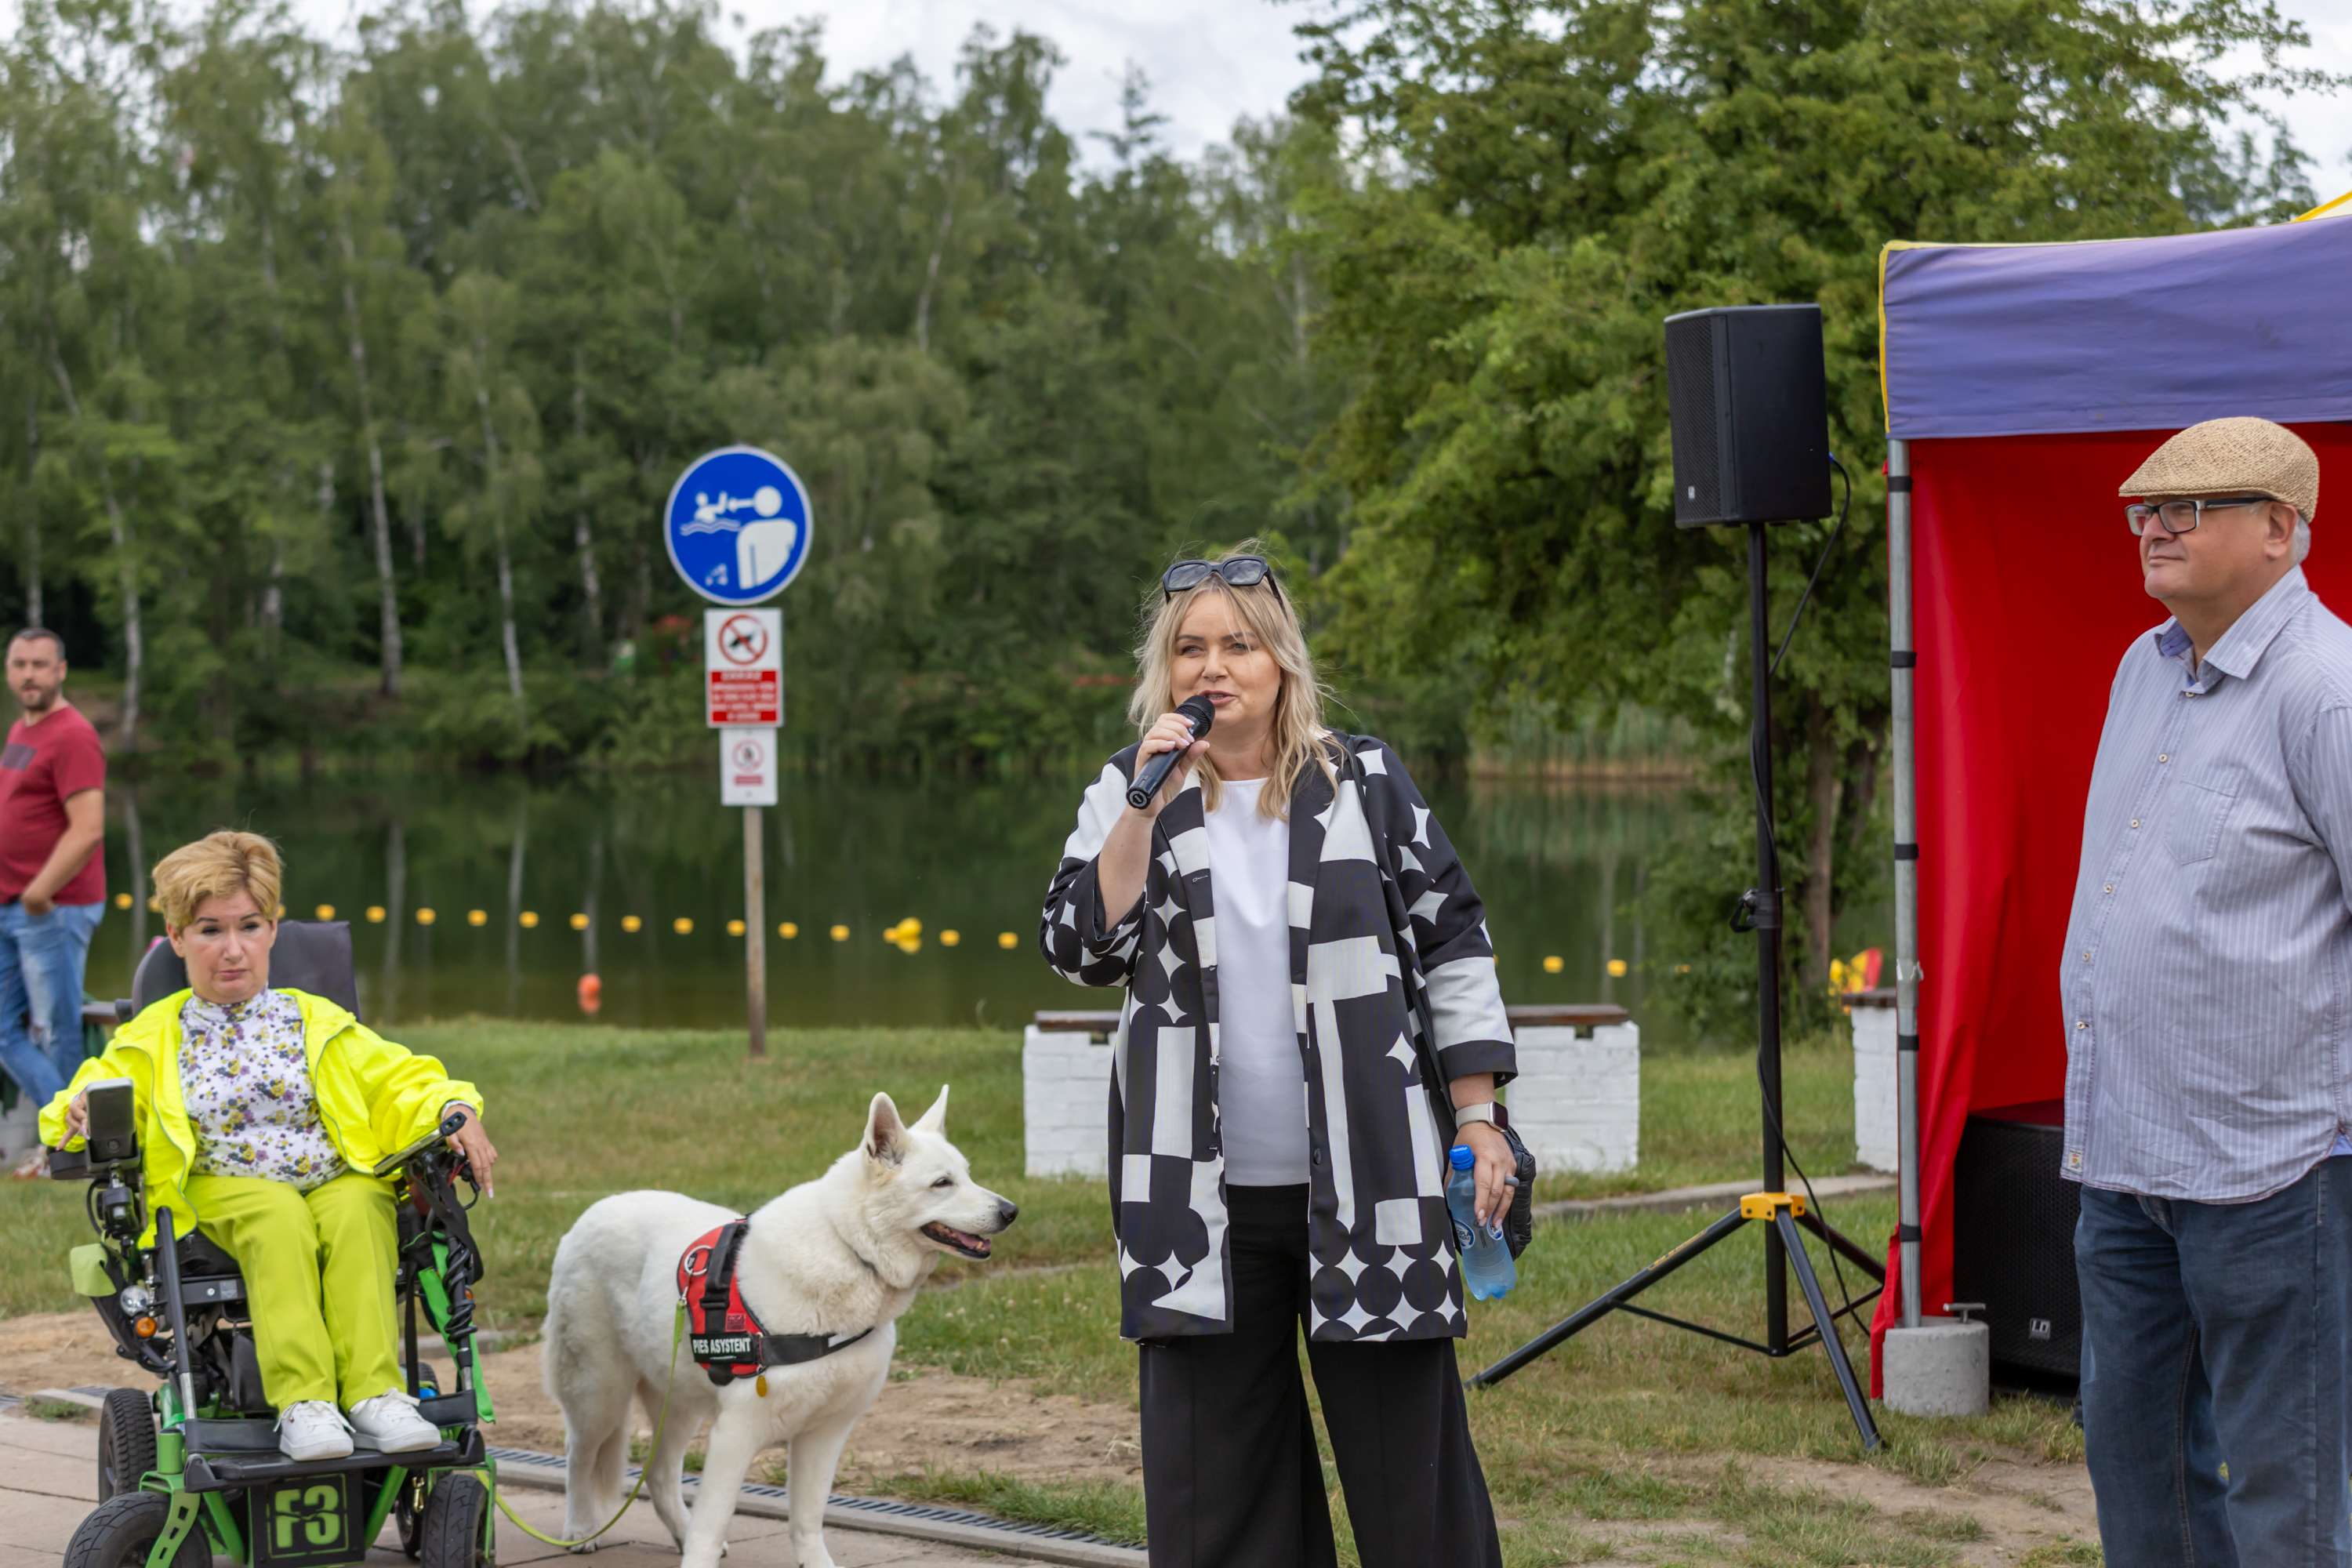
left=0, top=629, right=104, bottom=1123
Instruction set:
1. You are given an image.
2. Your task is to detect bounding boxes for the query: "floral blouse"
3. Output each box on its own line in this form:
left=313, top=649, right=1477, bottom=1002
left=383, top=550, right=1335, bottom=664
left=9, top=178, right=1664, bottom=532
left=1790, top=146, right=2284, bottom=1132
left=180, top=989, right=347, bottom=1191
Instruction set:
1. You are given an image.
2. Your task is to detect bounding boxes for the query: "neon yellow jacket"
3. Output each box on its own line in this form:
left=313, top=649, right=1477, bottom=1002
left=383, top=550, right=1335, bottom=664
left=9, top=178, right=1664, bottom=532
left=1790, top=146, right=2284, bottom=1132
left=37, top=988, right=483, bottom=1243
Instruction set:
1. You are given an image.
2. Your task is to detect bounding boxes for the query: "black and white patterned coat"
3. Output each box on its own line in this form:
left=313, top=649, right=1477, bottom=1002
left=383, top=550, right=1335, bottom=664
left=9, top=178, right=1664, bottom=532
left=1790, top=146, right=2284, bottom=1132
left=1040, top=731, right=1515, bottom=1342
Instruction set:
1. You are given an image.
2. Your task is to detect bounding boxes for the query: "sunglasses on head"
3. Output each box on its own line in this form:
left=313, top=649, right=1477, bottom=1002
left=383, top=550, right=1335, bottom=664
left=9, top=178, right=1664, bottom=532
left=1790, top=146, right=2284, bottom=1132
left=1162, top=556, right=1279, bottom=601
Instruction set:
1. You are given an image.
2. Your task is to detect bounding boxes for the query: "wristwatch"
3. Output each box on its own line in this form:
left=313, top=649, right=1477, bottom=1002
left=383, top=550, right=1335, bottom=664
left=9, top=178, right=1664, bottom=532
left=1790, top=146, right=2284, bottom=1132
left=1454, top=1101, right=1509, bottom=1131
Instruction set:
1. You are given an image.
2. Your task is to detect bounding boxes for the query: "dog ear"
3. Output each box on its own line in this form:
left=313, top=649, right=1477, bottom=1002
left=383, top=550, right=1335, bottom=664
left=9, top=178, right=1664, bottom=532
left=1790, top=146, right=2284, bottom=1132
left=912, top=1084, right=949, bottom=1135
left=864, top=1092, right=910, bottom=1166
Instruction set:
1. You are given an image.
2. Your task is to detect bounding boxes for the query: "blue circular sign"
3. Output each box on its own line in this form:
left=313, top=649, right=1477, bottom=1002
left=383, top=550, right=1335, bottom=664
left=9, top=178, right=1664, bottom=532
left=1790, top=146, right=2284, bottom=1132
left=662, top=445, right=815, bottom=604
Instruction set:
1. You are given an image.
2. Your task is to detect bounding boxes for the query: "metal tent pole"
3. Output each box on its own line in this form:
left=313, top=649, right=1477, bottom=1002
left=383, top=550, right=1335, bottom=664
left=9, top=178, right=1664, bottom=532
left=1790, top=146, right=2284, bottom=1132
left=1888, top=438, right=1922, bottom=1329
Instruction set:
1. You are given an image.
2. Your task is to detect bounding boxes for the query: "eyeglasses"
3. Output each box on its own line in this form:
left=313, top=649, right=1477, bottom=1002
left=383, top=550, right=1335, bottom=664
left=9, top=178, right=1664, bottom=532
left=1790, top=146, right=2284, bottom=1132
left=2125, top=497, right=2274, bottom=537
left=1162, top=556, right=1280, bottom=601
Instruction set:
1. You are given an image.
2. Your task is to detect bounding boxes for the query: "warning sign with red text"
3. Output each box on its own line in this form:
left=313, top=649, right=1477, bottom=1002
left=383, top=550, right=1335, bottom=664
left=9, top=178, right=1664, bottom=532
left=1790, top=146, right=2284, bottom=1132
left=706, top=608, right=782, bottom=727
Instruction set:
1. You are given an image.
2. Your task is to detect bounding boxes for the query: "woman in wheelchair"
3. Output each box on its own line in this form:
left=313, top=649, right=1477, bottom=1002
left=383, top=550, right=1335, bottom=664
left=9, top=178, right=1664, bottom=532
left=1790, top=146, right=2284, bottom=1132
left=38, top=830, right=499, bottom=1465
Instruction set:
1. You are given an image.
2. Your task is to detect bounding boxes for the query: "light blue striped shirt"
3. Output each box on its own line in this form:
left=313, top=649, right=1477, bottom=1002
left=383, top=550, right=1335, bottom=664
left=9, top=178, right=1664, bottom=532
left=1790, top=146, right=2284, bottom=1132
left=2063, top=567, right=2352, bottom=1203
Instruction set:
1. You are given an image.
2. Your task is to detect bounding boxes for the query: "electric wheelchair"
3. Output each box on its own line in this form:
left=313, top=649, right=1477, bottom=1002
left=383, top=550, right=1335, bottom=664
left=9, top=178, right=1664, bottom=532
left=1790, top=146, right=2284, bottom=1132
left=47, top=923, right=499, bottom=1568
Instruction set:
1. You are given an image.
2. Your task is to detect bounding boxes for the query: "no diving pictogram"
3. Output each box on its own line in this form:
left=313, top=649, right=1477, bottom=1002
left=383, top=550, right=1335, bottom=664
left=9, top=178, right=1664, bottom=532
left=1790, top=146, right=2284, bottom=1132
left=718, top=614, right=769, bottom=666
left=730, top=735, right=767, bottom=771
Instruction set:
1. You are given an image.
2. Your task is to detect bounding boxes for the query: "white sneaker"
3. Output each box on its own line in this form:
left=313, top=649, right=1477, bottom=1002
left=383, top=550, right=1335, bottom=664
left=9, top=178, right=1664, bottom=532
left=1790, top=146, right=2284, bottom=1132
left=347, top=1388, right=441, bottom=1454
left=277, top=1400, right=354, bottom=1461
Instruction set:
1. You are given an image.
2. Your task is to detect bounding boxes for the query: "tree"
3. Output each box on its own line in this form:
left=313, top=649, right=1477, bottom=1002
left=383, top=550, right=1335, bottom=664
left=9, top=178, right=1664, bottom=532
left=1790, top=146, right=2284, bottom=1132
left=1292, top=0, right=2333, bottom=1029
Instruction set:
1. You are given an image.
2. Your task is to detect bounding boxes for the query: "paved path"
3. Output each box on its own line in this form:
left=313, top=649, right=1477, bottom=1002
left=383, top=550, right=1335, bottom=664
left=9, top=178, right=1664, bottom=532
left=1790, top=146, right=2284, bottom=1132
left=0, top=1412, right=1075, bottom=1568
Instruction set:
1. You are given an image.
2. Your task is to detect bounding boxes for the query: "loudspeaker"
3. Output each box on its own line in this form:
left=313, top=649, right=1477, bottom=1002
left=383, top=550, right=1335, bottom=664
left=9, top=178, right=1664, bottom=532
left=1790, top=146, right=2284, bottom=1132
left=1951, top=1099, right=2082, bottom=1378
left=1664, top=304, right=1832, bottom=528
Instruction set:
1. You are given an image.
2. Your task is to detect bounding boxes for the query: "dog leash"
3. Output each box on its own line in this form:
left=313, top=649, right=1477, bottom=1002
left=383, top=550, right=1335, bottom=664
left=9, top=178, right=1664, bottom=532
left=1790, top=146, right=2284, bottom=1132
left=489, top=1301, right=687, bottom=1548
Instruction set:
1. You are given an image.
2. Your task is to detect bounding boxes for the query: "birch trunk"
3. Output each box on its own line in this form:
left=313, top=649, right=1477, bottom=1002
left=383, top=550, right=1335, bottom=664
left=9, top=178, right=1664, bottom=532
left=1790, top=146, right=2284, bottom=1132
left=572, top=354, right=602, bottom=663
left=340, top=223, right=403, bottom=695
left=473, top=351, right=527, bottom=731
left=23, top=392, right=40, bottom=627
left=45, top=344, right=138, bottom=753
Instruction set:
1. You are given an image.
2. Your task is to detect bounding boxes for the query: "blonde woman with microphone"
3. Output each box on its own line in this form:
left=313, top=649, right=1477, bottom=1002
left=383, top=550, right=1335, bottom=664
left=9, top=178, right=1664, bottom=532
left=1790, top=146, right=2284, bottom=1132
left=1041, top=544, right=1515, bottom=1567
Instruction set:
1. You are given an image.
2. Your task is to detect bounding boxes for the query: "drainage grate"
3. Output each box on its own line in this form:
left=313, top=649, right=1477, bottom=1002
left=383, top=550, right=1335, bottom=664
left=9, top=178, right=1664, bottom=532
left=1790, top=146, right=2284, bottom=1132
left=484, top=1445, right=1127, bottom=1548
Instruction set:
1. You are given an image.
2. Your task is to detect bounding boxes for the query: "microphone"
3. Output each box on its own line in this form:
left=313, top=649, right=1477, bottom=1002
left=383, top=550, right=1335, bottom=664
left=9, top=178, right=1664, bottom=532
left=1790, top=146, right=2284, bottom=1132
left=1127, top=695, right=1217, bottom=811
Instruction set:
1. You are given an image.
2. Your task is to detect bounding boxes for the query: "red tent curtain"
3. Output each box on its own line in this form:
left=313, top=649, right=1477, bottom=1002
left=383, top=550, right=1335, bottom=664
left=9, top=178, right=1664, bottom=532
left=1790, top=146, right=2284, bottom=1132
left=1865, top=424, right=2352, bottom=1390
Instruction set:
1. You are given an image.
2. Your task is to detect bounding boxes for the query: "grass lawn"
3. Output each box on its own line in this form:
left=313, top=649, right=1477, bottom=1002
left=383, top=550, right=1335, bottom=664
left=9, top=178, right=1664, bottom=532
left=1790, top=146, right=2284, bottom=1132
left=0, top=1021, right=2096, bottom=1566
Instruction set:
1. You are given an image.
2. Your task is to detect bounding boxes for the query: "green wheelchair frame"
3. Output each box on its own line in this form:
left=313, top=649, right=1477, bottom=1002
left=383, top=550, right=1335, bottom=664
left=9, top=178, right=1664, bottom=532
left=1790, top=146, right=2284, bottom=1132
left=49, top=1111, right=501, bottom=1568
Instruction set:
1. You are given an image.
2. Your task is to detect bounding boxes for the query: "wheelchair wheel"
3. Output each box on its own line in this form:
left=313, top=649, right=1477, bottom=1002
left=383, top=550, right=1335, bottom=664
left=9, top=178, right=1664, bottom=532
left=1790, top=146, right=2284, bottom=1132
left=418, top=1472, right=489, bottom=1568
left=95, top=1390, right=156, bottom=1503
left=61, top=1491, right=210, bottom=1568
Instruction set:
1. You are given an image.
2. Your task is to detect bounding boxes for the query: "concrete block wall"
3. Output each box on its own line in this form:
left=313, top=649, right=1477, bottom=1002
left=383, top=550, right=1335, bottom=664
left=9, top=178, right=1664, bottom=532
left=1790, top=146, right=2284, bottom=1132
left=1023, top=1018, right=1646, bottom=1178
left=1024, top=1025, right=1117, bottom=1178
left=1505, top=1023, right=1640, bottom=1174
left=1852, top=1001, right=1899, bottom=1173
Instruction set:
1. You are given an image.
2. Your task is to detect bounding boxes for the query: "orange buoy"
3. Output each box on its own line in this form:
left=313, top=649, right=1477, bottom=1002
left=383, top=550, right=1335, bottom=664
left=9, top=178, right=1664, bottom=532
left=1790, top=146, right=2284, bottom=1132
left=578, top=973, right=603, bottom=1015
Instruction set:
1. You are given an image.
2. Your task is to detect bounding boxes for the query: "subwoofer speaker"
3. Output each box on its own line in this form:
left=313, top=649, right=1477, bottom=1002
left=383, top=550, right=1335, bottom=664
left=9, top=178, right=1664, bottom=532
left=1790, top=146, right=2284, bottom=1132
left=1664, top=304, right=1832, bottom=528
left=1951, top=1099, right=2082, bottom=1377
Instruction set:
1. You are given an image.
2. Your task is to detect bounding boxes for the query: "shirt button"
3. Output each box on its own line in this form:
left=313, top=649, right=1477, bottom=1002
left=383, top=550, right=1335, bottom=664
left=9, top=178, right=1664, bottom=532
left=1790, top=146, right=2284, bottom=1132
left=2081, top=950, right=2091, bottom=961
left=2130, top=818, right=2140, bottom=829
left=2158, top=753, right=2169, bottom=763
left=2076, top=1020, right=2088, bottom=1030
left=2103, top=884, right=2114, bottom=894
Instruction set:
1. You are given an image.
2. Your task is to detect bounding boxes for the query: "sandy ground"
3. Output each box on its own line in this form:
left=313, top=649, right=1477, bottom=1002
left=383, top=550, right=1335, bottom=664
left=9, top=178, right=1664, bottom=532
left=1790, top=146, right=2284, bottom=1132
left=0, top=1311, right=1145, bottom=1495
left=0, top=1308, right=2099, bottom=1562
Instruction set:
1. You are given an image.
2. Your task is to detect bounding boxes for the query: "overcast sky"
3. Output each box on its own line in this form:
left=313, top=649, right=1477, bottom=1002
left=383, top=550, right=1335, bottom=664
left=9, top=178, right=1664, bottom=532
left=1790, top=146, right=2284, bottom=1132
left=700, top=0, right=2352, bottom=196
left=155, top=0, right=2352, bottom=208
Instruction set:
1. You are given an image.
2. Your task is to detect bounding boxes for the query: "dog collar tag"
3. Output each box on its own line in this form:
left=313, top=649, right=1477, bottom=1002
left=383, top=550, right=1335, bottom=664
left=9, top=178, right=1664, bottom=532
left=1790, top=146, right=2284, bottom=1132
left=755, top=1374, right=768, bottom=1398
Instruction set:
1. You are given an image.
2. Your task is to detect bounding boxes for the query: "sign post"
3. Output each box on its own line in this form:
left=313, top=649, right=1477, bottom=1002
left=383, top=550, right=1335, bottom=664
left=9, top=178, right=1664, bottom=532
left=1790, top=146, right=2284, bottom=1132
left=665, top=446, right=814, bottom=1059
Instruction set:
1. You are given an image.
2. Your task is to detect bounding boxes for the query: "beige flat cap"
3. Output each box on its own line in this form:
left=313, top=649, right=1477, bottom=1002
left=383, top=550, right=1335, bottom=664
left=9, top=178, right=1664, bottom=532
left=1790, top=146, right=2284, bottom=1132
left=2120, top=416, right=2319, bottom=521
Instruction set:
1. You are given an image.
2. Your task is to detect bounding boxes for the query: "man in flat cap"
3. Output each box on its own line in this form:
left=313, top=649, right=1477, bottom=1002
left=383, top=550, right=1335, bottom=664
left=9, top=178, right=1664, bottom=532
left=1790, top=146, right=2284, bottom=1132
left=2064, top=416, right=2352, bottom=1562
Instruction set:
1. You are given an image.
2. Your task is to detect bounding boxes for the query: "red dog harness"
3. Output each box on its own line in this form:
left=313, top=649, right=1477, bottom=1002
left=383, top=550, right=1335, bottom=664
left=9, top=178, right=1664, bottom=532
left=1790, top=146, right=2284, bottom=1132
left=678, top=1221, right=873, bottom=1387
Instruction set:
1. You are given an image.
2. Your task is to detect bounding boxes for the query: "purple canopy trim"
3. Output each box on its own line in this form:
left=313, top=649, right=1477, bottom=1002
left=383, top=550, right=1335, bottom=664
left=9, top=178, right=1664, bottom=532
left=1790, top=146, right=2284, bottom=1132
left=1879, top=219, right=2352, bottom=440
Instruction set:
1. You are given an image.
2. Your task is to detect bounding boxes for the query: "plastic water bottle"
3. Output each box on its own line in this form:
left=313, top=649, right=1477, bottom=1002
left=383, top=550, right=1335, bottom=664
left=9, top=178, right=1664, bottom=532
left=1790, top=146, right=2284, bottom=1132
left=1446, top=1145, right=1516, bottom=1300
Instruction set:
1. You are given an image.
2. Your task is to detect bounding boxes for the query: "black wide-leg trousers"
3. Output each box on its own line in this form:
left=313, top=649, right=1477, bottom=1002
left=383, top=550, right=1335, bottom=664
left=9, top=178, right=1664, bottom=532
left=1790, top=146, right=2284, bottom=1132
left=1137, top=1184, right=1504, bottom=1568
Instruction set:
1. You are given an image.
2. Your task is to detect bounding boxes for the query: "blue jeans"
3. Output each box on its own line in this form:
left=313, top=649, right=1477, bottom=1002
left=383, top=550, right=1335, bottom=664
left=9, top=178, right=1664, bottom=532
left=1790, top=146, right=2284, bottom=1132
left=0, top=900, right=103, bottom=1109
left=2076, top=1160, right=2352, bottom=1566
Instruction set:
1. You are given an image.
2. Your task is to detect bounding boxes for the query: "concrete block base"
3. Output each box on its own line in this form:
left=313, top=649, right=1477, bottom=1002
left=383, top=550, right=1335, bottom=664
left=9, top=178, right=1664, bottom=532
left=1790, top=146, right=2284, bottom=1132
left=1878, top=1316, right=1990, bottom=1417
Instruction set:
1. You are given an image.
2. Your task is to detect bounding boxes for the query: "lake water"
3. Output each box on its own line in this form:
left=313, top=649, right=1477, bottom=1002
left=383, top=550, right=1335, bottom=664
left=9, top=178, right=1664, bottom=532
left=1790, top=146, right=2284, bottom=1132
left=84, top=771, right=1690, bottom=1039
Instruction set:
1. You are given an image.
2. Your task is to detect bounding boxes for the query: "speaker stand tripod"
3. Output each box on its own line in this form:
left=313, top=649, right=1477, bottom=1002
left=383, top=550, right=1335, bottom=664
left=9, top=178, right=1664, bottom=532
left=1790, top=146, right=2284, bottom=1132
left=1468, top=522, right=1885, bottom=1452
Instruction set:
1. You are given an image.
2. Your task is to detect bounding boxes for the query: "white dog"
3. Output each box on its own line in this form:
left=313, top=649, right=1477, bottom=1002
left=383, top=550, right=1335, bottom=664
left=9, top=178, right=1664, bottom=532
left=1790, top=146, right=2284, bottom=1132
left=543, top=1086, right=1015, bottom=1568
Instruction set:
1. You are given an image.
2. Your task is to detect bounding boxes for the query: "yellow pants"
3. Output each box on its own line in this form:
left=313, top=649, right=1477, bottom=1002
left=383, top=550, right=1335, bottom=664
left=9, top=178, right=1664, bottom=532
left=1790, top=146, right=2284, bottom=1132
left=184, top=1171, right=403, bottom=1410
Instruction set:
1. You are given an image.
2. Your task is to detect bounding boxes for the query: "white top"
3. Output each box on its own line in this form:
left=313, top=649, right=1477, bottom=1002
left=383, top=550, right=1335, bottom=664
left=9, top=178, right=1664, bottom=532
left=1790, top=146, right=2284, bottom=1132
left=180, top=989, right=347, bottom=1192
left=1204, top=778, right=1309, bottom=1185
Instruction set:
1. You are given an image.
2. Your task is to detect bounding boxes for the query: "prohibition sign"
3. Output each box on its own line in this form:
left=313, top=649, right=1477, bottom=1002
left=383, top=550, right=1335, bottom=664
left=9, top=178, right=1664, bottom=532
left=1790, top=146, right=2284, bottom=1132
left=717, top=613, right=770, bottom=666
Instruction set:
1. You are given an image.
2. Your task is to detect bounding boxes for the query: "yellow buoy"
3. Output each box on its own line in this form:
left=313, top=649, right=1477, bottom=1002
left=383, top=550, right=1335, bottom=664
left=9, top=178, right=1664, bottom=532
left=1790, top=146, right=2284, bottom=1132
left=779, top=922, right=800, bottom=938
left=367, top=906, right=387, bottom=923
left=673, top=917, right=694, bottom=935
left=996, top=931, right=1018, bottom=949
left=622, top=915, right=643, bottom=934
left=466, top=909, right=488, bottom=927
left=1542, top=955, right=1563, bottom=974
left=1606, top=958, right=1628, bottom=978
left=521, top=911, right=540, bottom=928
left=940, top=930, right=961, bottom=947
left=727, top=919, right=746, bottom=937
left=113, top=892, right=132, bottom=909
left=829, top=924, right=850, bottom=942
left=314, top=904, right=335, bottom=921
left=416, top=908, right=437, bottom=926
left=148, top=895, right=161, bottom=912
left=570, top=913, right=590, bottom=931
